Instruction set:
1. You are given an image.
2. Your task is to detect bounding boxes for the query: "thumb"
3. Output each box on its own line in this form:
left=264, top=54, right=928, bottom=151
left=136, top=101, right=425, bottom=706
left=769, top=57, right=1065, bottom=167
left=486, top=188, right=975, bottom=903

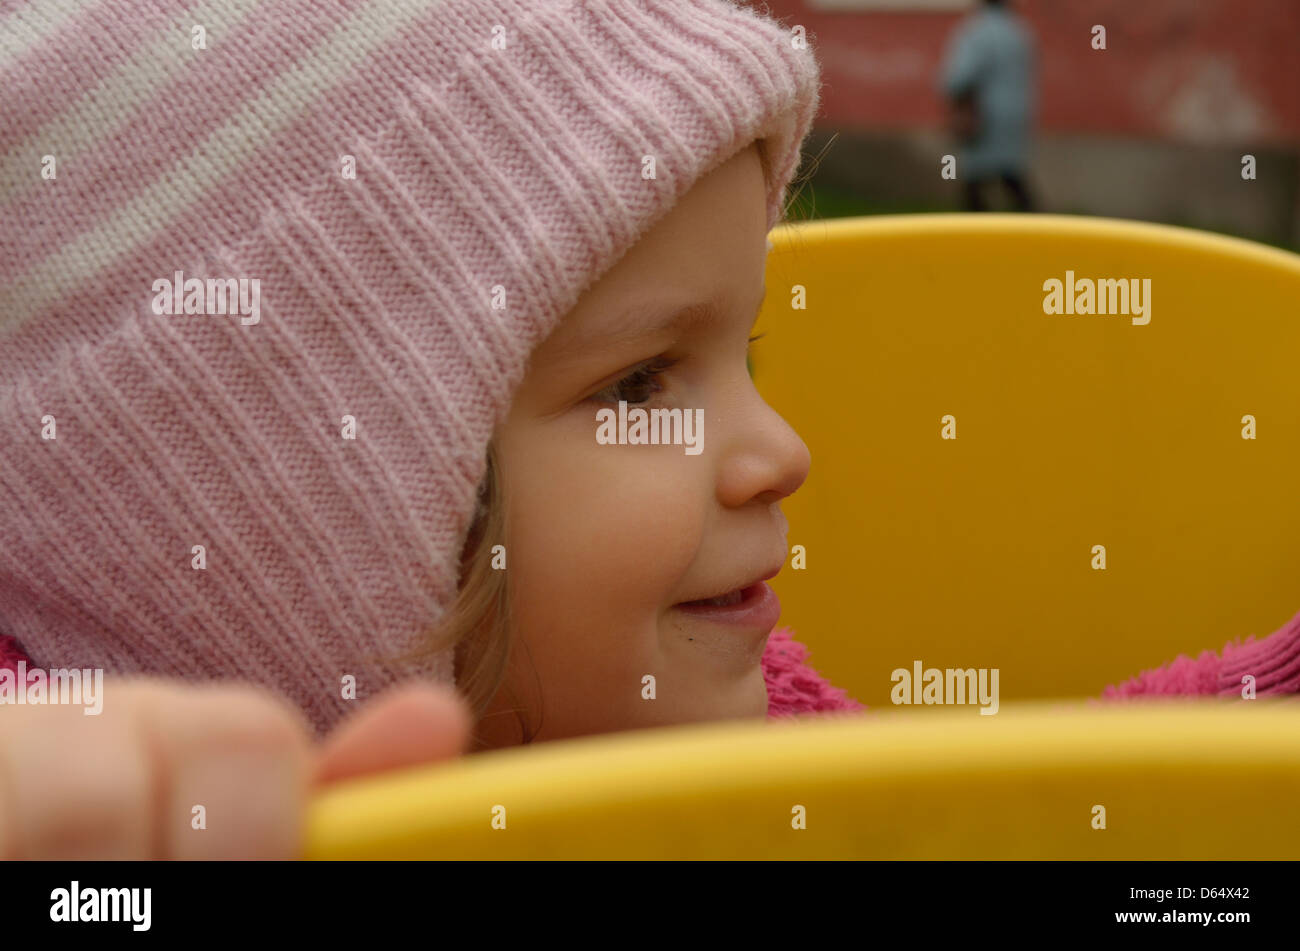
left=312, top=683, right=474, bottom=786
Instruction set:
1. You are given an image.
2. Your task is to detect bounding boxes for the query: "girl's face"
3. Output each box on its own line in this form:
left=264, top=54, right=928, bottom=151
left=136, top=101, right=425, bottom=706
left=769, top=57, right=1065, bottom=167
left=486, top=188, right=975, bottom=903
left=475, top=142, right=810, bottom=749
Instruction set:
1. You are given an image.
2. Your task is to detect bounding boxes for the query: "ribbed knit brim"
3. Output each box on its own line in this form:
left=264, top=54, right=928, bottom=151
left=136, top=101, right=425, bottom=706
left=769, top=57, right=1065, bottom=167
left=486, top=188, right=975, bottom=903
left=0, top=0, right=821, bottom=737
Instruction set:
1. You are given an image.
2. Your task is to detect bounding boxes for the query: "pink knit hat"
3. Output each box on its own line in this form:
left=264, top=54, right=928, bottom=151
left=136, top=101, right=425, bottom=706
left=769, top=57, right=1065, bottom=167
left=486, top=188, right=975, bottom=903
left=0, top=0, right=821, bottom=737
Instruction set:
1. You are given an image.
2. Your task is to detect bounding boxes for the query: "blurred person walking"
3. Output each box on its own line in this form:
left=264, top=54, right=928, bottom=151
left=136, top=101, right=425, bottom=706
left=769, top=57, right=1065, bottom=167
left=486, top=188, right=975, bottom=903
left=939, top=0, right=1038, bottom=212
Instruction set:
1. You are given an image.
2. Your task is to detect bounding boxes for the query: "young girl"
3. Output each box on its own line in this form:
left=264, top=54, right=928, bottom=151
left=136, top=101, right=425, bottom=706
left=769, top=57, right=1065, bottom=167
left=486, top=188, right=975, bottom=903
left=1, top=0, right=1297, bottom=860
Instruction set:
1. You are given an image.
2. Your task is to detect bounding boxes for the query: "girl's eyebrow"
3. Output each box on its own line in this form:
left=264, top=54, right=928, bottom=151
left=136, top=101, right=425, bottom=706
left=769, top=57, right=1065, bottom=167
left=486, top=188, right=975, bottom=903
left=547, top=285, right=767, bottom=361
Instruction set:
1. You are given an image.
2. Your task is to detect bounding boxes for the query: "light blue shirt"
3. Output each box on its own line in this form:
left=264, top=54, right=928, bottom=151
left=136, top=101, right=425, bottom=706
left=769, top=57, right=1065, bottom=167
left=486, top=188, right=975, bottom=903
left=939, top=6, right=1037, bottom=178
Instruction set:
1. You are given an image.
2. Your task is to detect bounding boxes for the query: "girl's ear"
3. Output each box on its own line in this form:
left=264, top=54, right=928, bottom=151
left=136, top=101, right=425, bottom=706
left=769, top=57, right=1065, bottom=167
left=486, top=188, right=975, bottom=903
left=458, top=445, right=496, bottom=584
left=456, top=515, right=482, bottom=586
left=454, top=474, right=487, bottom=586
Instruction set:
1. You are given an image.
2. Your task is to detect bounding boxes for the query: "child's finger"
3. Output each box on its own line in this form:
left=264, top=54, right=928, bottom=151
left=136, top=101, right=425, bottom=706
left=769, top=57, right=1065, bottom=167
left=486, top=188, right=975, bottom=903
left=0, top=678, right=314, bottom=860
left=0, top=687, right=153, bottom=860
left=130, top=681, right=314, bottom=859
left=312, top=683, right=473, bottom=786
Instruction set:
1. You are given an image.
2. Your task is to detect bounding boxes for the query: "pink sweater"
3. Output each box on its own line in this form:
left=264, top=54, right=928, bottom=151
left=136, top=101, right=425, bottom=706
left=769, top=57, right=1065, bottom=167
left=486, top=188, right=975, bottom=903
left=761, top=608, right=1300, bottom=717
left=4, top=610, right=1300, bottom=719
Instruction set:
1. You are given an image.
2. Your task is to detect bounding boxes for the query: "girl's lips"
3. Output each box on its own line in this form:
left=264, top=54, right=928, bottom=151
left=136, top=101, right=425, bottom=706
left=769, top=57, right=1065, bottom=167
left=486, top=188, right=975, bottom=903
left=671, top=582, right=780, bottom=631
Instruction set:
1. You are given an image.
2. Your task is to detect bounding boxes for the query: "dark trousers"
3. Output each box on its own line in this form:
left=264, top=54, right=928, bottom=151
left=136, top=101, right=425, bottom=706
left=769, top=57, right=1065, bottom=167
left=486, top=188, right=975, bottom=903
left=963, top=171, right=1035, bottom=212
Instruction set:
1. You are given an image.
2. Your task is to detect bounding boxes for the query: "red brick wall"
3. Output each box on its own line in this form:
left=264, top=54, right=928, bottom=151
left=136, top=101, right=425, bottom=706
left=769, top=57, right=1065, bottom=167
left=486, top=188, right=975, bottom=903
left=764, top=0, right=1300, bottom=146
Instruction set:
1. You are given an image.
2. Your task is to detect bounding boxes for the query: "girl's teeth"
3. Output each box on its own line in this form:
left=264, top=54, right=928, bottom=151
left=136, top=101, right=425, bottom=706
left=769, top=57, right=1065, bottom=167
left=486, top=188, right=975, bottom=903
left=700, top=589, right=744, bottom=607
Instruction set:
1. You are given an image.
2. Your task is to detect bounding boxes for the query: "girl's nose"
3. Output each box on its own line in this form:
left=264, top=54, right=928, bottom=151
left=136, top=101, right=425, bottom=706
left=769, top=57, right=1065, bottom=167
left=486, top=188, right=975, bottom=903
left=715, top=390, right=811, bottom=509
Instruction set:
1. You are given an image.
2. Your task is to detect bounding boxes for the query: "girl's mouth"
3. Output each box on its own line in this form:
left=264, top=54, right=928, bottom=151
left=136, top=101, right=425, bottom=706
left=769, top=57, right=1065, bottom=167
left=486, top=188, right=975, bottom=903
left=680, top=588, right=746, bottom=608
left=672, top=582, right=780, bottom=631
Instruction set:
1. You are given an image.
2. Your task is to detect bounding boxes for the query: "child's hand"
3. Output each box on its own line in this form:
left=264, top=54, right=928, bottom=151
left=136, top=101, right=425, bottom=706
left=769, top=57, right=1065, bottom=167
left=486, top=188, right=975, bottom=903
left=0, top=678, right=472, bottom=859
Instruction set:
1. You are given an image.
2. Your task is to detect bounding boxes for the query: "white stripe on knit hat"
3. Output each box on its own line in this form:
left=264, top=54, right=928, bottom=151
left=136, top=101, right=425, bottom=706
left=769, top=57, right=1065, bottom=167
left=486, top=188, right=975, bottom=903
left=0, top=0, right=100, bottom=72
left=0, top=0, right=445, bottom=333
left=0, top=0, right=266, bottom=205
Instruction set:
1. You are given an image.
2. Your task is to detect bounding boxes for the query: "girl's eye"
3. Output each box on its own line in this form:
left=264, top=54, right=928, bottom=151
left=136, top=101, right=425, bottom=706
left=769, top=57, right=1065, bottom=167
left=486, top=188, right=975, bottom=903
left=591, top=358, right=676, bottom=406
left=588, top=335, right=764, bottom=406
